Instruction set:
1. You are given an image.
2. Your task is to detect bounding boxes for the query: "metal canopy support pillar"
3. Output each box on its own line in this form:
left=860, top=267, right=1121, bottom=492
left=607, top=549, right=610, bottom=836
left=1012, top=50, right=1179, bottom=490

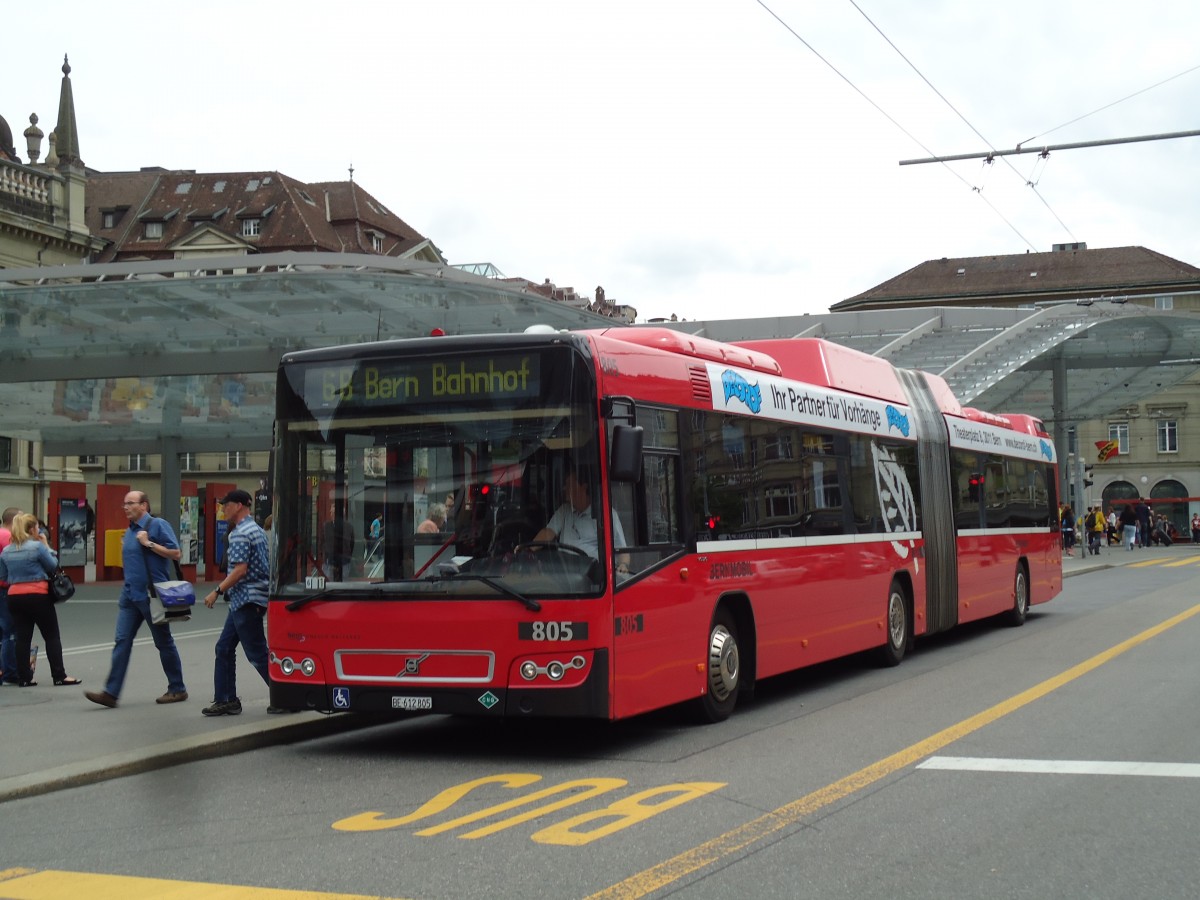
left=159, top=388, right=182, bottom=533
left=1052, top=350, right=1069, bottom=505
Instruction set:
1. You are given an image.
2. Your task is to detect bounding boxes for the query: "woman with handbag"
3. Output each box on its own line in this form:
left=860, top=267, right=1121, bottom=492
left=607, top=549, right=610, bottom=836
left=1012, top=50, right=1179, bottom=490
left=0, top=513, right=80, bottom=687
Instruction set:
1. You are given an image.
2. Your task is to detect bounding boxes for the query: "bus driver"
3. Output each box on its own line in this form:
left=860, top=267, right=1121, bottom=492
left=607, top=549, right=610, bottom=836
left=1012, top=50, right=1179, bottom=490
left=532, top=462, right=626, bottom=565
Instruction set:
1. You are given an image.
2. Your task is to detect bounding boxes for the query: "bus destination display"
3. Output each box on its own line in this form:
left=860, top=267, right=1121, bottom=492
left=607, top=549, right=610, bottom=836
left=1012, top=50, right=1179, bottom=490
left=304, top=354, right=540, bottom=410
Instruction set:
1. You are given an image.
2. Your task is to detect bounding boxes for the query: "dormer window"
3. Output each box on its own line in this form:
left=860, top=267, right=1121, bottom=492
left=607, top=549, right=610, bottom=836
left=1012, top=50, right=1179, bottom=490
left=101, top=207, right=128, bottom=229
left=137, top=207, right=178, bottom=240
left=372, top=233, right=384, bottom=252
left=241, top=218, right=261, bottom=237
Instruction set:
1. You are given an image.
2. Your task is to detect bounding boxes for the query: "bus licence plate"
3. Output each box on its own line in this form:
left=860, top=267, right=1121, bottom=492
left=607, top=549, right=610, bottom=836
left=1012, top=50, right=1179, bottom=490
left=392, top=696, right=432, bottom=711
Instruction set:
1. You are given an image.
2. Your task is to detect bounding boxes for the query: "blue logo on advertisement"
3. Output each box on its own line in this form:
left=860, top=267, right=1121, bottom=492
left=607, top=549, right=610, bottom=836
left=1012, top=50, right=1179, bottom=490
left=885, top=405, right=911, bottom=436
left=333, top=687, right=350, bottom=709
left=721, top=370, right=762, bottom=413
left=1040, top=439, right=1053, bottom=461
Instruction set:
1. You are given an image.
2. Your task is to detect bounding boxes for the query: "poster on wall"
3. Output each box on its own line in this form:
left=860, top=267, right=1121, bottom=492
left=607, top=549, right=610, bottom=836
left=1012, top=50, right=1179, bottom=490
left=58, top=499, right=88, bottom=567
left=179, top=496, right=199, bottom=566
left=214, top=502, right=230, bottom=571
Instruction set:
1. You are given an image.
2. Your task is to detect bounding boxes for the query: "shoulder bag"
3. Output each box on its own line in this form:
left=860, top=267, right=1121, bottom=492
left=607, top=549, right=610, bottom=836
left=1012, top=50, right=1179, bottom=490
left=49, top=568, right=75, bottom=603
left=141, top=541, right=195, bottom=625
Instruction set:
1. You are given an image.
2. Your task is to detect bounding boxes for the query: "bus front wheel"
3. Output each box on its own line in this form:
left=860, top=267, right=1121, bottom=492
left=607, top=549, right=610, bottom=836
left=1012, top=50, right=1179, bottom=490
left=697, top=609, right=740, bottom=723
left=879, top=579, right=909, bottom=667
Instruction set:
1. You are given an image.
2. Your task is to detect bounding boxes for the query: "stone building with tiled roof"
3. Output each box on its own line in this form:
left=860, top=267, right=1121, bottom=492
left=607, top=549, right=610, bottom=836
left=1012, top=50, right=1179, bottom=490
left=833, top=245, right=1200, bottom=312
left=832, top=243, right=1200, bottom=529
left=87, top=169, right=443, bottom=264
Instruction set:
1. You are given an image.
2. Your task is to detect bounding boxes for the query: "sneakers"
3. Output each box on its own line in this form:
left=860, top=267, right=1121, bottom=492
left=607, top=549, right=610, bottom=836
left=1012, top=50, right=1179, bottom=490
left=202, top=698, right=243, bottom=717
left=84, top=690, right=119, bottom=708
left=156, top=691, right=189, bottom=704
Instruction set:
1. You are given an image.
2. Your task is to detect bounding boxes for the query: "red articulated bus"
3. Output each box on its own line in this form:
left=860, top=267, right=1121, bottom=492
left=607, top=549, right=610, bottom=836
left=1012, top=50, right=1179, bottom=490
left=267, top=327, right=1061, bottom=722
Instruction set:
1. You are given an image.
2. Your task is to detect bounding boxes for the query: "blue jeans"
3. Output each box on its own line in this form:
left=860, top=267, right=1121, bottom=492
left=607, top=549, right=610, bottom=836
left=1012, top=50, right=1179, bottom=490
left=104, top=594, right=187, bottom=698
left=213, top=603, right=270, bottom=703
left=0, top=591, right=19, bottom=683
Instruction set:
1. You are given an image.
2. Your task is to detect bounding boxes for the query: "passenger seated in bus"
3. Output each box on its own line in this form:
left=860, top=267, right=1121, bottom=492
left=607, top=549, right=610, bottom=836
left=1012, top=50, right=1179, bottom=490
left=417, top=503, right=447, bottom=534
left=532, top=462, right=627, bottom=568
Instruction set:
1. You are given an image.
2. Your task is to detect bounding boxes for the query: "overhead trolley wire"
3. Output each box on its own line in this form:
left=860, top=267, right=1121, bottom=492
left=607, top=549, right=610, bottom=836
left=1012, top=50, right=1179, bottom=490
left=846, top=0, right=1076, bottom=243
left=1018, top=62, right=1200, bottom=148
left=753, top=0, right=1037, bottom=250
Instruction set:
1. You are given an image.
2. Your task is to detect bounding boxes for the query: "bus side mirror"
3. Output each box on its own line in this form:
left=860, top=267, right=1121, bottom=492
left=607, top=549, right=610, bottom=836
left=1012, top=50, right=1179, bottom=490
left=609, top=425, right=643, bottom=483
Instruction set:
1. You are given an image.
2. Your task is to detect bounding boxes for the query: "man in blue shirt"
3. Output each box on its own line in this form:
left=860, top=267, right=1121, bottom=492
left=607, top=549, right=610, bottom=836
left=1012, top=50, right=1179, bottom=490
left=85, top=492, right=188, bottom=708
left=201, top=489, right=280, bottom=716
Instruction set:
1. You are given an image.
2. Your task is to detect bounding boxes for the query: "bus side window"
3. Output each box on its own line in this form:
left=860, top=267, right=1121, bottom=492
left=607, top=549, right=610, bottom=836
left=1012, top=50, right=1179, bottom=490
left=613, top=452, right=681, bottom=581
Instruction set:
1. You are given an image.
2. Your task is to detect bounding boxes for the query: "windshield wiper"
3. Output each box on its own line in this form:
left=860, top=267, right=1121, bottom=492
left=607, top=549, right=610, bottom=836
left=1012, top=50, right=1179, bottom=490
left=433, top=573, right=541, bottom=611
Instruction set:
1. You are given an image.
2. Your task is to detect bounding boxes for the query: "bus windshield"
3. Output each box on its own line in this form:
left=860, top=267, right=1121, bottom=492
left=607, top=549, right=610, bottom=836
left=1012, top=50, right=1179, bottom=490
left=273, top=341, right=610, bottom=599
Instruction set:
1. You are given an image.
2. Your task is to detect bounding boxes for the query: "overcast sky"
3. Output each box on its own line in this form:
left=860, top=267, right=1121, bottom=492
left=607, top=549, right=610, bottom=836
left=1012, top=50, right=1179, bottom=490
left=6, top=1, right=1200, bottom=322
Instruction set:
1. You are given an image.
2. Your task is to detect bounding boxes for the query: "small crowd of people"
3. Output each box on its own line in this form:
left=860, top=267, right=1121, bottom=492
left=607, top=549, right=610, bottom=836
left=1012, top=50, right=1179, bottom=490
left=0, top=489, right=290, bottom=715
left=1060, top=499, right=1194, bottom=557
left=79, top=489, right=289, bottom=717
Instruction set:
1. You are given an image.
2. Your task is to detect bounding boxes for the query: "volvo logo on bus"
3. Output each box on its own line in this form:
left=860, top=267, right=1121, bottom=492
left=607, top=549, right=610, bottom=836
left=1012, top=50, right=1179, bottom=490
left=397, top=653, right=431, bottom=677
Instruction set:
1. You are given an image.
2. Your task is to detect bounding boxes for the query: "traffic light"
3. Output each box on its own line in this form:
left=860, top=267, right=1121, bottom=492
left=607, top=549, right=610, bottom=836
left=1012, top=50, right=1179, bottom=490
left=968, top=473, right=984, bottom=502
left=1083, top=465, right=1094, bottom=488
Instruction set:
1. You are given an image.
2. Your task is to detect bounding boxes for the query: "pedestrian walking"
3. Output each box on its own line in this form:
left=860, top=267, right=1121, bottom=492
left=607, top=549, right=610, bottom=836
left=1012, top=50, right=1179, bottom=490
left=0, top=513, right=81, bottom=687
left=322, top=500, right=355, bottom=581
left=84, top=491, right=188, bottom=709
left=1192, top=513, right=1200, bottom=544
left=1059, top=503, right=1075, bottom=557
left=1118, top=504, right=1138, bottom=551
left=1106, top=507, right=1120, bottom=546
left=1085, top=506, right=1105, bottom=556
left=200, top=489, right=284, bottom=716
left=1134, top=498, right=1152, bottom=548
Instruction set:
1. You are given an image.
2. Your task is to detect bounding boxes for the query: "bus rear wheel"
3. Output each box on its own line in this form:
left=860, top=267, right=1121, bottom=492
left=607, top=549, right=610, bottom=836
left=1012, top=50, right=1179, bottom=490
left=879, top=579, right=909, bottom=667
left=1006, top=563, right=1029, bottom=627
left=697, top=609, right=740, bottom=723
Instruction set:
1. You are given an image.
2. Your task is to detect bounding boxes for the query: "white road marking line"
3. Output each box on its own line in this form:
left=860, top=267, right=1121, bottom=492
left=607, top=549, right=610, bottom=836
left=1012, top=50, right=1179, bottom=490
left=61, top=628, right=226, bottom=656
left=918, top=756, right=1200, bottom=777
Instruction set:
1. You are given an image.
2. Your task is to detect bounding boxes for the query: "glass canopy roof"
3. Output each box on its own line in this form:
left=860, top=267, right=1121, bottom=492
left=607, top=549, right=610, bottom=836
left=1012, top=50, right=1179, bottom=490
left=3, top=253, right=1199, bottom=457
left=0, top=252, right=623, bottom=454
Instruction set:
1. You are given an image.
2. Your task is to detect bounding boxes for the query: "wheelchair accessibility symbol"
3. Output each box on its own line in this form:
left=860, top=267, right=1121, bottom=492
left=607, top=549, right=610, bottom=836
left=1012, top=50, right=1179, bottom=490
left=333, top=687, right=351, bottom=709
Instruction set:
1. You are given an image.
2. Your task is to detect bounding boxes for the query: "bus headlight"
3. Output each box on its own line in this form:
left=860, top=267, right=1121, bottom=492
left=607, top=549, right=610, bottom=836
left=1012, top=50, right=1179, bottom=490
left=546, top=661, right=565, bottom=681
left=300, top=658, right=316, bottom=677
left=520, top=661, right=538, bottom=681
left=279, top=657, right=296, bottom=676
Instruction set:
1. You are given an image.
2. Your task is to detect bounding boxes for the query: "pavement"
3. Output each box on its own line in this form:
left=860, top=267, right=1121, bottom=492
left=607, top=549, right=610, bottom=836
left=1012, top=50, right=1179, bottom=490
left=0, top=580, right=386, bottom=804
left=1, top=542, right=1196, bottom=804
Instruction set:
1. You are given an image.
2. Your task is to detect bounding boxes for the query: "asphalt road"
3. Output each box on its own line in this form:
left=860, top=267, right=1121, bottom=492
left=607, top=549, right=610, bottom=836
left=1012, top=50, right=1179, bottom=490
left=2, top=556, right=1199, bottom=899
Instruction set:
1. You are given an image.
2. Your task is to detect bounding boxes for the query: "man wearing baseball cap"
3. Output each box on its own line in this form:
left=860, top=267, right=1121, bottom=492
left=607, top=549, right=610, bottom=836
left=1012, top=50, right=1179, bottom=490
left=200, top=489, right=282, bottom=716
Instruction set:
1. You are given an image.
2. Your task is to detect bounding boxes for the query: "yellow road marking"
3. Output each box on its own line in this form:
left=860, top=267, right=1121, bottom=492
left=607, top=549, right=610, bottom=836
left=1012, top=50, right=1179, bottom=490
left=1164, top=556, right=1200, bottom=567
left=0, top=868, right=408, bottom=899
left=587, top=601, right=1200, bottom=900
left=1127, top=558, right=1167, bottom=567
